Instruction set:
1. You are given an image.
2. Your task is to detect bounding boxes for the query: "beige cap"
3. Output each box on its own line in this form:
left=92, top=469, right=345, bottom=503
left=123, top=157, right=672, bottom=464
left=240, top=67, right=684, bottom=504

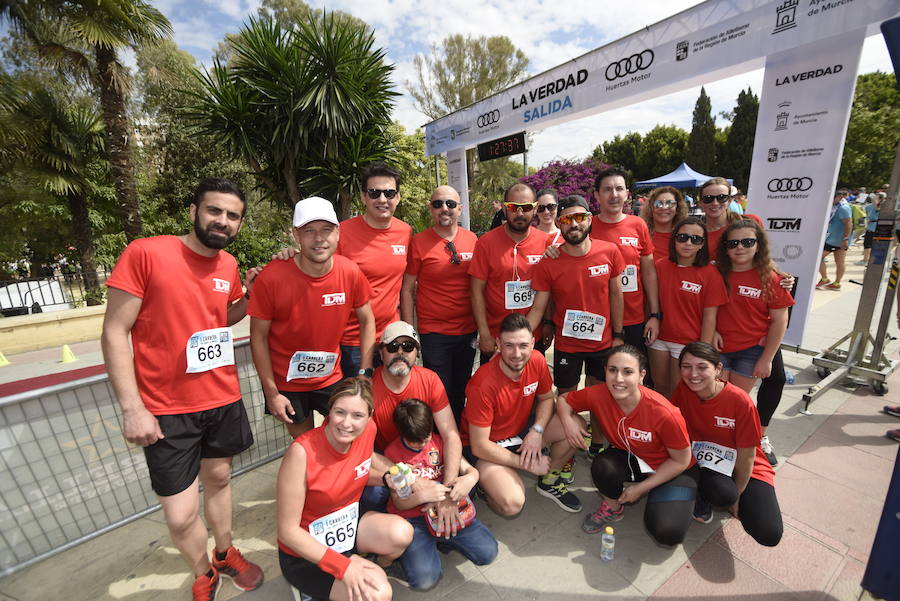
left=381, top=321, right=419, bottom=345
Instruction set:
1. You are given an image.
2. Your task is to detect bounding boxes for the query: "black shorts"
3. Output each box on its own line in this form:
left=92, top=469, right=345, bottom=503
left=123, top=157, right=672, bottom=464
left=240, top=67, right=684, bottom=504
left=279, top=548, right=354, bottom=599
left=554, top=348, right=608, bottom=390
left=265, top=384, right=335, bottom=424
left=462, top=421, right=533, bottom=466
left=823, top=242, right=841, bottom=252
left=144, top=399, right=253, bottom=496
left=863, top=230, right=874, bottom=249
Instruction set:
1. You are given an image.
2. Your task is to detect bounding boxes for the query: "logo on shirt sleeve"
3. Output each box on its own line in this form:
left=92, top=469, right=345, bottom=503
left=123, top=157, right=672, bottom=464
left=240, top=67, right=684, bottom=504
left=619, top=236, right=639, bottom=247
left=391, top=245, right=407, bottom=255
left=588, top=264, right=610, bottom=276
left=737, top=285, right=762, bottom=299
left=212, top=278, right=231, bottom=293
left=353, top=458, right=372, bottom=479
left=322, top=292, right=346, bottom=306
left=526, top=255, right=543, bottom=264
left=715, top=416, right=736, bottom=429
left=628, top=427, right=652, bottom=442
left=680, top=280, right=702, bottom=294
left=523, top=382, right=538, bottom=396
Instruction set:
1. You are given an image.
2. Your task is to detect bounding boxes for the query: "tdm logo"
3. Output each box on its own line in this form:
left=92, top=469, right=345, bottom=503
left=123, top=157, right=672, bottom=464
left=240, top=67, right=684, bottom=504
left=605, top=49, right=653, bottom=81
left=767, top=217, right=801, bottom=232
left=476, top=109, right=500, bottom=128
left=768, top=177, right=813, bottom=192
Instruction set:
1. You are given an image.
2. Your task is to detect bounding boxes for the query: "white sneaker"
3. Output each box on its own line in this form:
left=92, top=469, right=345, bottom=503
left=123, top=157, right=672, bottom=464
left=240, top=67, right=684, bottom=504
left=760, top=435, right=778, bottom=466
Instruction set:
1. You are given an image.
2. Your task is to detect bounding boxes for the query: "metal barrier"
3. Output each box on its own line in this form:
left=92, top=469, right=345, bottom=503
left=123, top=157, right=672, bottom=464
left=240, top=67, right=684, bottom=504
left=0, top=270, right=110, bottom=315
left=0, top=339, right=292, bottom=578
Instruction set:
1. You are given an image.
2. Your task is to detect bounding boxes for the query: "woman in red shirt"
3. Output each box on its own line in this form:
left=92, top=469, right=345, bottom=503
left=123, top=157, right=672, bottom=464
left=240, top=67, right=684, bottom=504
left=556, top=345, right=697, bottom=546
left=276, top=378, right=413, bottom=601
left=639, top=186, right=688, bottom=262
left=671, top=342, right=782, bottom=546
left=649, top=216, right=727, bottom=397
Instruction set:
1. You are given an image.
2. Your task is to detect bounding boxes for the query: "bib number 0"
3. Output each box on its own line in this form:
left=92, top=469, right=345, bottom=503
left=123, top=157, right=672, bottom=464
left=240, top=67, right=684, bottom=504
left=309, top=502, right=358, bottom=553
left=562, top=310, right=606, bottom=341
left=505, top=280, right=534, bottom=310
left=287, top=351, right=338, bottom=381
left=620, top=265, right=638, bottom=293
left=185, top=327, right=235, bottom=374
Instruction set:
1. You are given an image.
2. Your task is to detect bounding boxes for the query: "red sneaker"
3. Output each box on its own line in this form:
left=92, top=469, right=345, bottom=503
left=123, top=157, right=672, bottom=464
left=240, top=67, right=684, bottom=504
left=211, top=546, right=264, bottom=591
left=192, top=568, right=220, bottom=601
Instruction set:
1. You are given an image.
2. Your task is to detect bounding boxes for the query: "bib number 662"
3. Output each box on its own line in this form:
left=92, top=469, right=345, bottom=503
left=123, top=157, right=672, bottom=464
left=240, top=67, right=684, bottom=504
left=325, top=523, right=355, bottom=547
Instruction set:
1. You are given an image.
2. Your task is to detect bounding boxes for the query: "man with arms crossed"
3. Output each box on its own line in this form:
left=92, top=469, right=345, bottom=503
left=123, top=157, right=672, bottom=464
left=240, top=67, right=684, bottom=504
left=102, top=178, right=263, bottom=601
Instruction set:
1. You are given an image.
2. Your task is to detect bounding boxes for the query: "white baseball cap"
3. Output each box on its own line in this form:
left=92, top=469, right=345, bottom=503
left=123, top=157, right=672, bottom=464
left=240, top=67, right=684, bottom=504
left=293, top=196, right=338, bottom=228
left=381, top=321, right=420, bottom=345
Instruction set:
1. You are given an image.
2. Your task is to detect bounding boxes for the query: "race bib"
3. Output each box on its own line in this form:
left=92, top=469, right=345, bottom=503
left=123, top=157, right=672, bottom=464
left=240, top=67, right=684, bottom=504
left=287, top=351, right=338, bottom=381
left=185, top=327, right=235, bottom=374
left=505, top=280, right=534, bottom=310
left=692, top=441, right=737, bottom=476
left=562, top=310, right=606, bottom=341
left=620, top=265, right=638, bottom=293
left=635, top=454, right=655, bottom=474
left=495, top=436, right=523, bottom=449
left=309, top=502, right=358, bottom=553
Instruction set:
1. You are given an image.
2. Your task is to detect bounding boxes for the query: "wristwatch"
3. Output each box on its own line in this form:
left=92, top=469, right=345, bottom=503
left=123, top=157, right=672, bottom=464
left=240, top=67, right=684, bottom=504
left=357, top=367, right=374, bottom=378
left=648, top=312, right=663, bottom=320
left=530, top=423, right=545, bottom=434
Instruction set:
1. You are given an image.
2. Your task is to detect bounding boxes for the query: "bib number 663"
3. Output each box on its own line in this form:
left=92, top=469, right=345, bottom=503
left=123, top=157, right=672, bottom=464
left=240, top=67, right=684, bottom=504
left=196, top=345, right=222, bottom=362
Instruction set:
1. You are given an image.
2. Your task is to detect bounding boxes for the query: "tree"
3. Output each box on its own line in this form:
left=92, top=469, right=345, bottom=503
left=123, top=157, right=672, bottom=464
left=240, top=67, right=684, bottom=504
left=839, top=71, right=900, bottom=189
left=686, top=86, right=716, bottom=174
left=186, top=13, right=397, bottom=219
left=592, top=132, right=642, bottom=182
left=635, top=124, right=688, bottom=182
left=717, top=87, right=758, bottom=191
left=521, top=158, right=609, bottom=214
left=0, top=0, right=173, bottom=242
left=385, top=123, right=441, bottom=234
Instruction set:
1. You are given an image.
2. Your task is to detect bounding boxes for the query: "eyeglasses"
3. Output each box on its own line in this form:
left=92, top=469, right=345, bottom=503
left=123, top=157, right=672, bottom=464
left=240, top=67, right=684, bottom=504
left=536, top=203, right=557, bottom=213
left=725, top=237, right=758, bottom=249
left=558, top=213, right=591, bottom=225
left=384, top=340, right=417, bottom=353
left=431, top=199, right=459, bottom=209
left=366, top=188, right=398, bottom=200
left=701, top=194, right=730, bottom=204
left=654, top=199, right=677, bottom=209
left=446, top=240, right=461, bottom=264
left=674, top=233, right=705, bottom=245
left=504, top=202, right=536, bottom=213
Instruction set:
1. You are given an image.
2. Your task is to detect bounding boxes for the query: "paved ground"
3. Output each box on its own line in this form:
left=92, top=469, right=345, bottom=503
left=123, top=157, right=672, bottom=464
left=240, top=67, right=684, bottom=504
left=0, top=247, right=897, bottom=600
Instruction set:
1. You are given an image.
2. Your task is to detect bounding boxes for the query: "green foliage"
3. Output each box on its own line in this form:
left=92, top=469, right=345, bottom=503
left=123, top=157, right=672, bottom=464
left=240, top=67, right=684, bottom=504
left=718, top=88, right=758, bottom=191
left=384, top=123, right=439, bottom=234
left=636, top=125, right=688, bottom=182
left=467, top=158, right=522, bottom=233
left=838, top=71, right=900, bottom=189
left=592, top=132, right=642, bottom=181
left=686, top=87, right=716, bottom=174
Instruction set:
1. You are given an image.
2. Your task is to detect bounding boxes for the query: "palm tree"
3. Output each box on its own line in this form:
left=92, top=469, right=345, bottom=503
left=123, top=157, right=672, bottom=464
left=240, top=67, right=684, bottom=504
left=1, top=0, right=172, bottom=241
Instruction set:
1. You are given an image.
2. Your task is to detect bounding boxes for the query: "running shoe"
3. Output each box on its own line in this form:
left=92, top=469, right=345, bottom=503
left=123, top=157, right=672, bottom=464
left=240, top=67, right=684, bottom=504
left=558, top=458, right=575, bottom=484
left=760, top=435, right=778, bottom=466
left=854, top=260, right=868, bottom=266
left=887, top=429, right=900, bottom=442
left=211, top=546, right=263, bottom=592
left=825, top=282, right=842, bottom=290
left=192, top=568, right=221, bottom=601
left=815, top=278, right=830, bottom=289
left=582, top=500, right=624, bottom=534
left=536, top=479, right=582, bottom=512
left=585, top=443, right=605, bottom=461
left=883, top=405, right=900, bottom=418
left=692, top=497, right=714, bottom=524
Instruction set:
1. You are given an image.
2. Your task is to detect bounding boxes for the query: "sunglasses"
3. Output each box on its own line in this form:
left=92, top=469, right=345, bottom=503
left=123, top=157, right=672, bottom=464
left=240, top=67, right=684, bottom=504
left=725, top=237, right=758, bottom=249
left=446, top=240, right=461, bottom=264
left=654, top=199, right=677, bottom=208
left=674, top=233, right=705, bottom=245
left=536, top=203, right=557, bottom=213
left=366, top=188, right=398, bottom=200
left=558, top=212, right=591, bottom=225
left=431, top=199, right=459, bottom=209
left=701, top=194, right=730, bottom=204
left=504, top=202, right=536, bottom=213
left=384, top=340, right=417, bottom=353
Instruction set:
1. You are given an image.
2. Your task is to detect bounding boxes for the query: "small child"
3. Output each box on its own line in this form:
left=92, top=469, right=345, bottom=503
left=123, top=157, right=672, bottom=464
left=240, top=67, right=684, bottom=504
left=384, top=398, right=498, bottom=590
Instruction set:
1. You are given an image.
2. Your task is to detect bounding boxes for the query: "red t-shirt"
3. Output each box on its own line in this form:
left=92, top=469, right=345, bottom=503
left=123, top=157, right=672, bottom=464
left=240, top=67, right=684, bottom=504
left=372, top=365, right=449, bottom=450
left=468, top=226, right=551, bottom=337
left=717, top=270, right=794, bottom=353
left=530, top=240, right=625, bottom=353
left=337, top=216, right=412, bottom=345
left=655, top=260, right=728, bottom=344
left=589, top=215, right=654, bottom=326
left=461, top=350, right=553, bottom=444
left=248, top=255, right=371, bottom=391
left=564, top=385, right=692, bottom=471
left=384, top=434, right=446, bottom=518
left=105, top=236, right=243, bottom=415
left=406, top=227, right=478, bottom=335
left=670, top=381, right=775, bottom=486
left=278, top=420, right=376, bottom=557
left=707, top=214, right=763, bottom=259
left=651, top=230, right=671, bottom=262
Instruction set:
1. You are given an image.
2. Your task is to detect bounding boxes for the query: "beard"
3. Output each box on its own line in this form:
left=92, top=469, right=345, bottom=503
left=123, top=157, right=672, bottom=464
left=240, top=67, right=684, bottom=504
left=194, top=215, right=236, bottom=250
left=387, top=357, right=412, bottom=377
left=562, top=223, right=591, bottom=245
left=506, top=215, right=531, bottom=233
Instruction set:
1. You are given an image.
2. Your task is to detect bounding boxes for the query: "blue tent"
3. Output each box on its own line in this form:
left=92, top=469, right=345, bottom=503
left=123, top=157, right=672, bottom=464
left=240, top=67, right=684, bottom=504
left=633, top=162, right=731, bottom=189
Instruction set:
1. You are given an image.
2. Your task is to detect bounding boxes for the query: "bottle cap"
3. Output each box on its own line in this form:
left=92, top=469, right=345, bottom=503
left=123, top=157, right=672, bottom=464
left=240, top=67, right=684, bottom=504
left=388, top=465, right=399, bottom=475
left=604, top=526, right=614, bottom=535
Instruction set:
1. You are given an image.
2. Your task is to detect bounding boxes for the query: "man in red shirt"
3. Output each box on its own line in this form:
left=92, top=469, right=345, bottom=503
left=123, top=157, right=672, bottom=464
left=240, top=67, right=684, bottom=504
left=101, top=179, right=263, bottom=600
left=337, top=162, right=412, bottom=379
left=461, top=314, right=581, bottom=515
left=401, top=185, right=478, bottom=422
left=470, top=183, right=550, bottom=363
left=249, top=196, right=376, bottom=438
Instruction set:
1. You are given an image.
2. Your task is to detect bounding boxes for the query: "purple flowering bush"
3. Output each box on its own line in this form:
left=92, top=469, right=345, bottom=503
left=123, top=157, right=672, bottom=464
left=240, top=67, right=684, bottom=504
left=521, top=158, right=609, bottom=213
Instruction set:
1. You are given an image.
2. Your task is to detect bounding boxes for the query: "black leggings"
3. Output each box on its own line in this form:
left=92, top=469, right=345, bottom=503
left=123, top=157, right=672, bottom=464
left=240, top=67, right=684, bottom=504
left=590, top=448, right=697, bottom=546
left=756, top=348, right=785, bottom=427
left=697, top=467, right=783, bottom=546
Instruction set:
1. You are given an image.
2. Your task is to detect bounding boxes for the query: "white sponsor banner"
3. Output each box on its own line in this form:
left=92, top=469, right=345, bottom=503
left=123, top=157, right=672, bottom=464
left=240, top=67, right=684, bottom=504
left=745, top=29, right=864, bottom=346
left=424, top=0, right=898, bottom=156
left=446, top=148, right=470, bottom=229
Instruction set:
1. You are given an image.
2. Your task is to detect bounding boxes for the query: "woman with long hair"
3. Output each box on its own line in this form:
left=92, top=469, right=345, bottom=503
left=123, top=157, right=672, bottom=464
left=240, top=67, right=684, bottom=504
left=534, top=189, right=561, bottom=245
left=639, top=186, right=688, bottom=261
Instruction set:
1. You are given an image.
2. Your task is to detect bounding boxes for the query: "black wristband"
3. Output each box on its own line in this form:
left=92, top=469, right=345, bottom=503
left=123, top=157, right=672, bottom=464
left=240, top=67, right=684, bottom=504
left=381, top=471, right=390, bottom=487
left=612, top=331, right=625, bottom=339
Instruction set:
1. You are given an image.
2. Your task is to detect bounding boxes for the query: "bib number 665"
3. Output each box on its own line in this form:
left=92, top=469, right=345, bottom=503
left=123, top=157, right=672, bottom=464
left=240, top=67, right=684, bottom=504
left=325, top=522, right=355, bottom=547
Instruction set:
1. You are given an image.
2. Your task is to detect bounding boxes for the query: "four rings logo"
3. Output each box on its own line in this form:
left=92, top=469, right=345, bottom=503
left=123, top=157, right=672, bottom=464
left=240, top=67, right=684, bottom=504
left=476, top=109, right=500, bottom=128
left=767, top=177, right=812, bottom=192
left=605, top=49, right=654, bottom=81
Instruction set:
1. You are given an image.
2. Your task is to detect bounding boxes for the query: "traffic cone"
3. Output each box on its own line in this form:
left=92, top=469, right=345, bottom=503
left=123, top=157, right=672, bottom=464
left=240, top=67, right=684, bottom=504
left=0, top=351, right=9, bottom=367
left=60, top=344, right=78, bottom=363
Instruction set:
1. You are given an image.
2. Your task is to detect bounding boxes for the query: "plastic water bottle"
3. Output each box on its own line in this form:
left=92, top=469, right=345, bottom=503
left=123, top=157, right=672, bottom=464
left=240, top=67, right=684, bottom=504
left=785, top=370, right=795, bottom=385
left=389, top=464, right=413, bottom=499
left=600, top=526, right=615, bottom=562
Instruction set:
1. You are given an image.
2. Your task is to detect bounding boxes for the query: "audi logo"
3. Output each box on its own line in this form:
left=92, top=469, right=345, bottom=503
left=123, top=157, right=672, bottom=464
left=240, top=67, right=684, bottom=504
left=605, top=49, right=654, bottom=81
left=476, top=109, right=500, bottom=128
left=767, top=177, right=813, bottom=192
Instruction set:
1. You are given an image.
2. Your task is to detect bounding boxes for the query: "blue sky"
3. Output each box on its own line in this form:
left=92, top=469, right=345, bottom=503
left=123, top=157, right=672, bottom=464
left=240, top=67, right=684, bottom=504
left=151, top=0, right=893, bottom=167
